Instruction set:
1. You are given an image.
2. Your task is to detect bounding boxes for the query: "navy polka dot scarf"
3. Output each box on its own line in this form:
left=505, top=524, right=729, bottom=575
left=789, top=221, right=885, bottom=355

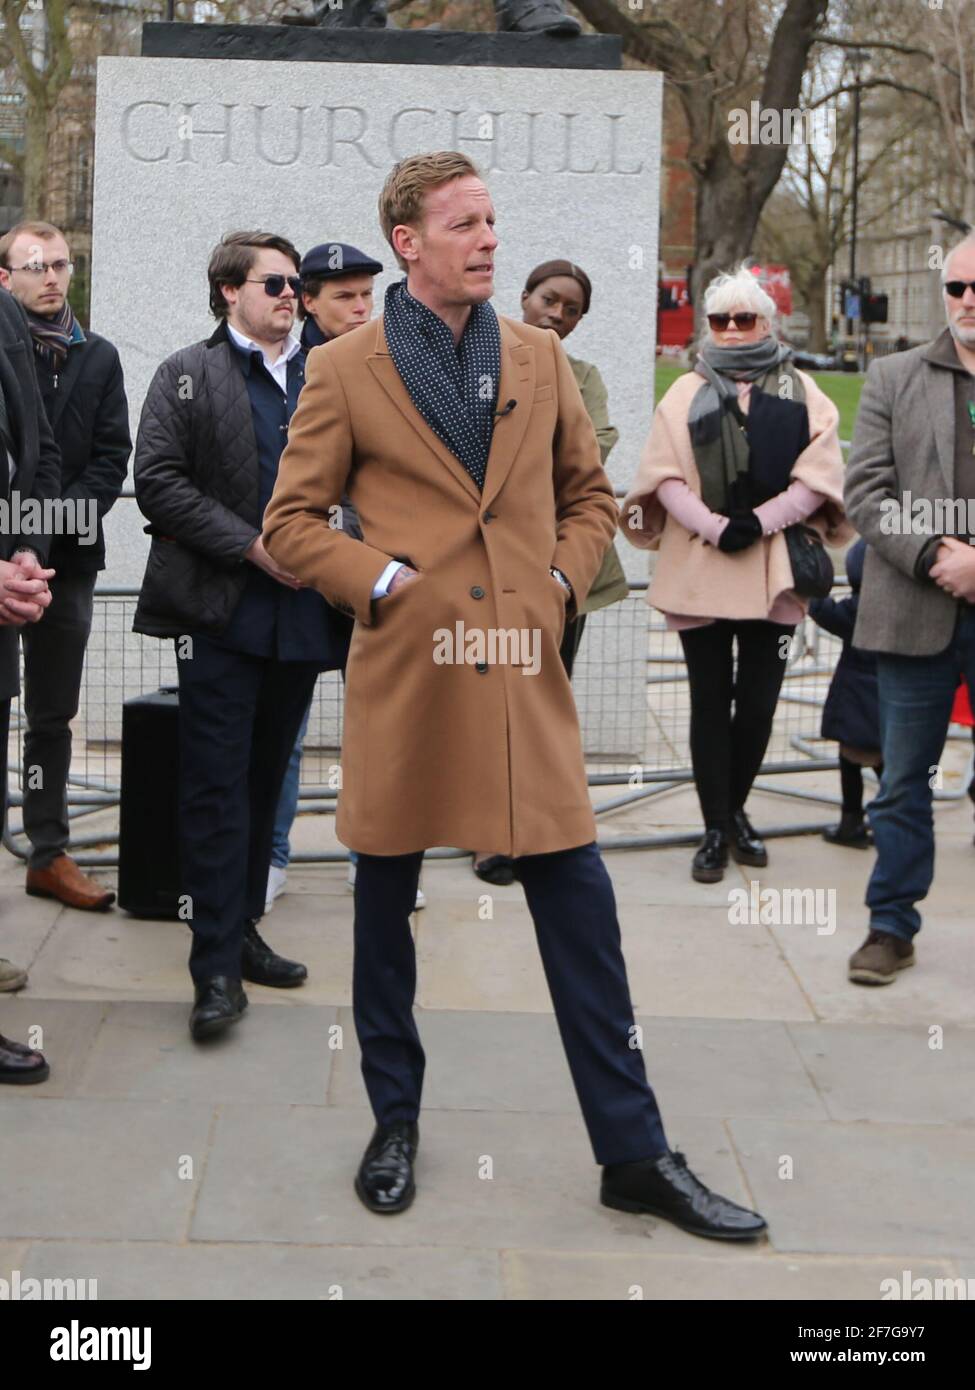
left=383, top=278, right=500, bottom=491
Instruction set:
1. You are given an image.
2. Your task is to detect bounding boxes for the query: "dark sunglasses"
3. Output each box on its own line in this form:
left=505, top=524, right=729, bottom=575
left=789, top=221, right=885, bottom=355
left=246, top=275, right=301, bottom=298
left=944, top=280, right=975, bottom=299
left=707, top=312, right=759, bottom=330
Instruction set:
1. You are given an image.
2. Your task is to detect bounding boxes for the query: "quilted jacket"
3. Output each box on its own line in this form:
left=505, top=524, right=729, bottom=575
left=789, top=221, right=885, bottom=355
left=133, top=321, right=267, bottom=638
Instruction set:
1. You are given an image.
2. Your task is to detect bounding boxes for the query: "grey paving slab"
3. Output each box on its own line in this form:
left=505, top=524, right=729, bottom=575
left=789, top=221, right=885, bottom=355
left=75, top=1001, right=339, bottom=1105
left=0, top=1242, right=30, bottom=1286
left=0, top=1098, right=214, bottom=1241
left=770, top=908, right=975, bottom=1027
left=328, top=1009, right=827, bottom=1122
left=193, top=1107, right=762, bottom=1256
left=17, top=1240, right=501, bottom=1301
left=729, top=1118, right=975, bottom=1257
left=0, top=890, right=65, bottom=975
left=0, top=999, right=107, bottom=1098
left=502, top=1250, right=957, bottom=1301
left=788, top=1022, right=975, bottom=1126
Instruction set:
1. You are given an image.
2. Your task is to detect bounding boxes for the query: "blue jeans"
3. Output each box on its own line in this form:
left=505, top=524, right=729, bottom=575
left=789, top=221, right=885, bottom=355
left=271, top=700, right=312, bottom=869
left=867, top=607, right=975, bottom=942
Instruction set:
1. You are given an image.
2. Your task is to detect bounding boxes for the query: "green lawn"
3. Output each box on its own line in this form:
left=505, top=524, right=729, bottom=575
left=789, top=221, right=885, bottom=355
left=653, top=361, right=865, bottom=443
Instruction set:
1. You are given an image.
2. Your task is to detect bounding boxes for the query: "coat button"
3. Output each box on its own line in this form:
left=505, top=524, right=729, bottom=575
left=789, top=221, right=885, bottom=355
left=470, top=585, right=485, bottom=599
left=475, top=662, right=488, bottom=674
left=482, top=510, right=495, bottom=523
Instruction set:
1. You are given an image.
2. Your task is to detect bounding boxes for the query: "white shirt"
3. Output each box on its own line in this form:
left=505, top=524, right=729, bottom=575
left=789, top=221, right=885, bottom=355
left=226, top=322, right=302, bottom=395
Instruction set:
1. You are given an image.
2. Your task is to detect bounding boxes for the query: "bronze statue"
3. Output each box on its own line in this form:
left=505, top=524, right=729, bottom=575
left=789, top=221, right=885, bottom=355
left=314, top=0, right=581, bottom=37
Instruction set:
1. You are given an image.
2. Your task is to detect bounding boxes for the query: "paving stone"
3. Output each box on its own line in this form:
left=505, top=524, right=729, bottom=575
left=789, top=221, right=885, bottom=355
left=729, top=1118, right=975, bottom=1257
left=193, top=1107, right=760, bottom=1256
left=0, top=891, right=65, bottom=976
left=327, top=1010, right=827, bottom=1122
left=17, top=1240, right=501, bottom=1301
left=75, top=1001, right=339, bottom=1104
left=788, top=1022, right=975, bottom=1125
left=0, top=999, right=107, bottom=1098
left=0, top=1098, right=213, bottom=1240
left=502, top=1250, right=956, bottom=1301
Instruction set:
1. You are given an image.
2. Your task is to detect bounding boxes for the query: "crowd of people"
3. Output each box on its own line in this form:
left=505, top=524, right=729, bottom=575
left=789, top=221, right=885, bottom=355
left=2, top=149, right=974, bottom=1236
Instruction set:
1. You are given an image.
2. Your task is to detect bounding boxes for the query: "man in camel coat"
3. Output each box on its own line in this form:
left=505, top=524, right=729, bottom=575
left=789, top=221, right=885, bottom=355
left=262, top=151, right=767, bottom=1240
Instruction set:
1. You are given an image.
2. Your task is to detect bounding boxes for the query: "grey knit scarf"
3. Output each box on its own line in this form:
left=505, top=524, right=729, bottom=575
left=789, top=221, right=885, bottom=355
left=688, top=336, right=800, bottom=513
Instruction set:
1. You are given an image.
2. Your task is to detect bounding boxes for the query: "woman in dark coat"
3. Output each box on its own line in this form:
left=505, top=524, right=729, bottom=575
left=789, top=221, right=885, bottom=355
left=808, top=538, right=882, bottom=847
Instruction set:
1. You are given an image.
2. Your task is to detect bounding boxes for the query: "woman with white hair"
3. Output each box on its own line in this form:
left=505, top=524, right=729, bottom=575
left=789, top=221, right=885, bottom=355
left=621, top=266, right=852, bottom=882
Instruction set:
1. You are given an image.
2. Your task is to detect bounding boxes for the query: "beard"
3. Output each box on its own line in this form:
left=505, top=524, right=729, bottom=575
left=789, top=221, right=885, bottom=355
left=948, top=315, right=975, bottom=349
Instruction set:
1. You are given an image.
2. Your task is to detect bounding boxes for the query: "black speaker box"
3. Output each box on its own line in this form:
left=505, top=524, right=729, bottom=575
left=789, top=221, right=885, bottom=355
left=118, top=688, right=181, bottom=920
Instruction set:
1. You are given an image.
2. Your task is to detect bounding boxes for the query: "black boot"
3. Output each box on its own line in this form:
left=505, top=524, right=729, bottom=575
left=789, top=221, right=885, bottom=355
left=601, top=1149, right=767, bottom=1241
left=494, top=0, right=581, bottom=34
left=189, top=976, right=248, bottom=1041
left=729, top=807, right=768, bottom=867
left=314, top=0, right=387, bottom=28
left=691, top=829, right=728, bottom=883
left=823, top=812, right=872, bottom=849
left=355, top=1121, right=419, bottom=1214
left=241, top=921, right=308, bottom=989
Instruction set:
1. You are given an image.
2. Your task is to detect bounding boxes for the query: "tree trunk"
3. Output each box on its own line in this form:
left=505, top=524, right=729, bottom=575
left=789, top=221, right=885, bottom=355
left=691, top=157, right=765, bottom=334
left=804, top=274, right=828, bottom=352
left=22, top=97, right=51, bottom=218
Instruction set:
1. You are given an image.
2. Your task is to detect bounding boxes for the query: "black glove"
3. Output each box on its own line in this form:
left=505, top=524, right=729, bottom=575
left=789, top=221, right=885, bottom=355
left=717, top=511, right=764, bottom=554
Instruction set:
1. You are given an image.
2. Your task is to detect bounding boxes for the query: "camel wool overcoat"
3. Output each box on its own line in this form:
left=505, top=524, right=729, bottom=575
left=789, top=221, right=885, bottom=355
left=262, top=314, right=618, bottom=856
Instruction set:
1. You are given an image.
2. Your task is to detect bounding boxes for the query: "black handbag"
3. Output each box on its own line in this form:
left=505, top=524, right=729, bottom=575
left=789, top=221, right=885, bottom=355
left=785, top=522, right=834, bottom=598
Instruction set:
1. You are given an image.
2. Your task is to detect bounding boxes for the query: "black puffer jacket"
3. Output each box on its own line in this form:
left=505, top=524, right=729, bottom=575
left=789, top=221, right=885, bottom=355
left=133, top=323, right=265, bottom=637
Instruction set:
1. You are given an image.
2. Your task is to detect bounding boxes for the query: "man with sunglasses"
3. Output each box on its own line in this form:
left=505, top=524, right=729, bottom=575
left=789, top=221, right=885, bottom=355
left=0, top=221, right=129, bottom=914
left=134, top=231, right=352, bottom=1040
left=845, top=232, right=975, bottom=984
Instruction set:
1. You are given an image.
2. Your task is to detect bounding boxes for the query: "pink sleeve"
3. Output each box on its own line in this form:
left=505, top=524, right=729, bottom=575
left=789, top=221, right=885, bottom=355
left=753, top=480, right=826, bottom=535
left=656, top=477, right=729, bottom=547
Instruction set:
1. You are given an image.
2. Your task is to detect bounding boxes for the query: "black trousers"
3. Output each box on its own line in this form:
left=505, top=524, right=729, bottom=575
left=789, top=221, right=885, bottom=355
left=21, top=570, right=96, bottom=869
left=352, top=842, right=669, bottom=1166
left=558, top=613, right=587, bottom=679
left=678, top=618, right=795, bottom=830
left=175, top=635, right=320, bottom=983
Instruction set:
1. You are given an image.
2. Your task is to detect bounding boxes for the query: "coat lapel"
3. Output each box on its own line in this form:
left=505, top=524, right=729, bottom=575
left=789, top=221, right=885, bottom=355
left=481, top=317, right=533, bottom=510
left=366, top=316, right=482, bottom=504
left=923, top=357, right=957, bottom=496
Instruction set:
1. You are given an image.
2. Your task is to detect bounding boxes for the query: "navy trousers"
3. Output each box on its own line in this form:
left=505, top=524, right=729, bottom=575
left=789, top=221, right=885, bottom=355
left=352, top=841, right=669, bottom=1166
left=176, top=635, right=320, bottom=983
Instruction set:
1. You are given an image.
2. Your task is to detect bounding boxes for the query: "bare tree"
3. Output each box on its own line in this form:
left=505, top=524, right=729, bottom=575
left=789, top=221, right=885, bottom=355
left=0, top=0, right=73, bottom=218
left=571, top=0, right=831, bottom=315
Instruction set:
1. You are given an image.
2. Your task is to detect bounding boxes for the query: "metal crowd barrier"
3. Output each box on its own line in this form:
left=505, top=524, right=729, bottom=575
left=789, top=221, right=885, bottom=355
left=3, top=580, right=971, bottom=867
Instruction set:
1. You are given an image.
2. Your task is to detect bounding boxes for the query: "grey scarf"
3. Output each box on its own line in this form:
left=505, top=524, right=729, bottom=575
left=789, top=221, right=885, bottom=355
left=688, top=336, right=798, bottom=513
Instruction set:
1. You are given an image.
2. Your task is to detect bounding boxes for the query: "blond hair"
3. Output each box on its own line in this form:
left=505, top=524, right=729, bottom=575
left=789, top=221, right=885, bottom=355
left=378, top=151, right=481, bottom=270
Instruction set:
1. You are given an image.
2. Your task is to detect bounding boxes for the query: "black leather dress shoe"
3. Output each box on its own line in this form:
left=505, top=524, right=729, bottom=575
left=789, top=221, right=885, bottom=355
left=241, top=922, right=308, bottom=988
left=729, top=808, right=768, bottom=867
left=189, top=976, right=248, bottom=1041
left=473, top=854, right=516, bottom=886
left=601, top=1149, right=768, bottom=1241
left=691, top=829, right=728, bottom=883
left=354, top=1121, right=419, bottom=1214
left=0, top=1033, right=49, bottom=1085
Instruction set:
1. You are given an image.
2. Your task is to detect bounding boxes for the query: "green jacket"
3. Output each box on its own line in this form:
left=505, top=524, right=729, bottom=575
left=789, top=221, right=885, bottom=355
left=568, top=354, right=630, bottom=613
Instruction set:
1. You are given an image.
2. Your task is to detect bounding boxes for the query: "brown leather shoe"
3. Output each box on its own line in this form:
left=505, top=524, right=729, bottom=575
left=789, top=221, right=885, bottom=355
left=848, top=929, right=915, bottom=985
left=26, top=854, right=115, bottom=911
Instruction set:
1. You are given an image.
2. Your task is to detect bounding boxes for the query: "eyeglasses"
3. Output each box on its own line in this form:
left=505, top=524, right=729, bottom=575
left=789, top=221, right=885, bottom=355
left=944, top=280, right=975, bottom=299
left=10, top=260, right=73, bottom=276
left=245, top=275, right=301, bottom=298
left=707, top=312, right=759, bottom=330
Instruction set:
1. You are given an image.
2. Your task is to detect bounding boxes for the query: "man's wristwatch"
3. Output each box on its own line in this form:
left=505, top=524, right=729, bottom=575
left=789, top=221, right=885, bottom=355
left=550, top=566, right=572, bottom=594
